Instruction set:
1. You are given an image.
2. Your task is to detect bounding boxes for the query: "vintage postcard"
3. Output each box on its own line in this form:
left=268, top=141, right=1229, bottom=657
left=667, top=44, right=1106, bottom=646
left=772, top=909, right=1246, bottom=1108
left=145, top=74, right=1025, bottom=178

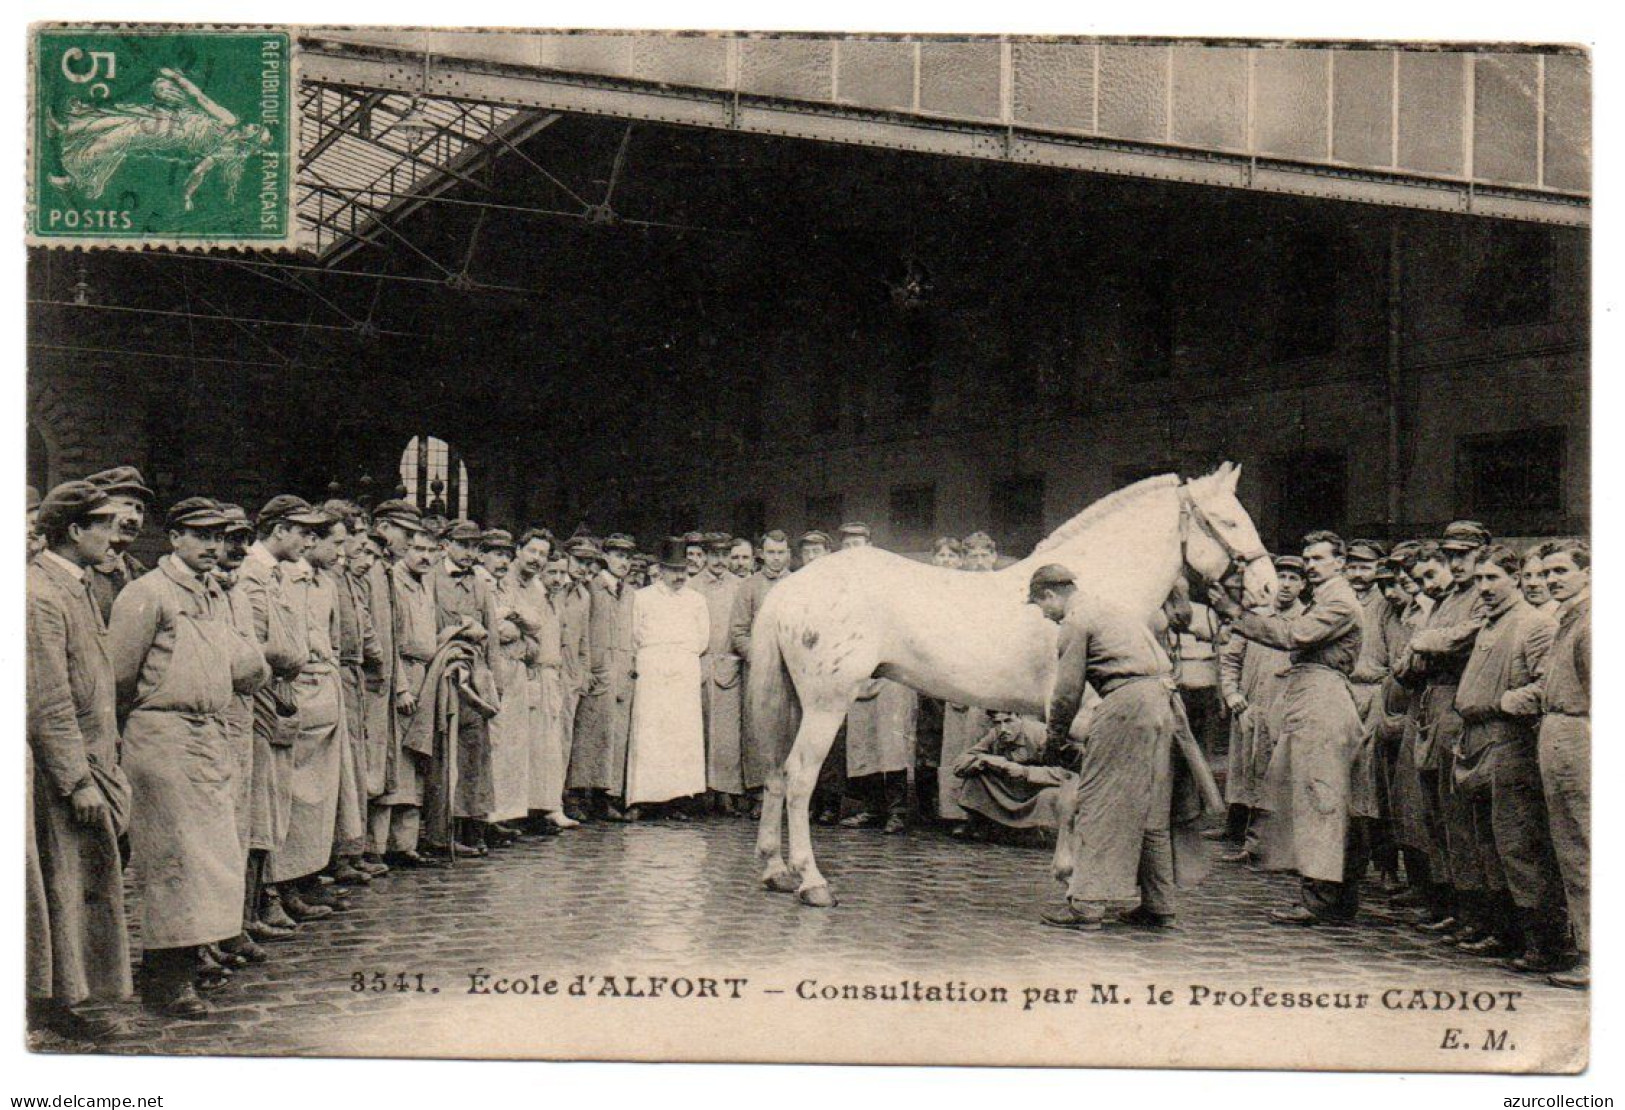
left=23, top=25, right=1590, bottom=1074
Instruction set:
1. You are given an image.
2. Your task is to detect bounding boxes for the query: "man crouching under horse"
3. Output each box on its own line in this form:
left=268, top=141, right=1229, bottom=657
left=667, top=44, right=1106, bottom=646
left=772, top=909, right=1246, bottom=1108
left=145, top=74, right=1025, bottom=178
left=1028, top=564, right=1215, bottom=932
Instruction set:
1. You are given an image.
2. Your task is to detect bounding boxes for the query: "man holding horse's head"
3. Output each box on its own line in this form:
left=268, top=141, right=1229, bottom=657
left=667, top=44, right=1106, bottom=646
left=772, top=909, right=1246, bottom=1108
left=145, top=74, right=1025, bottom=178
left=1027, top=563, right=1193, bottom=933
left=1209, top=530, right=1366, bottom=927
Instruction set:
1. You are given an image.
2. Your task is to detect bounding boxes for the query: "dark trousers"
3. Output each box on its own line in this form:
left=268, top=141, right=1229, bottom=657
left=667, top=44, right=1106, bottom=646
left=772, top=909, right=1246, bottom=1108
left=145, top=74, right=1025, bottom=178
left=1301, top=824, right=1370, bottom=922
left=813, top=726, right=847, bottom=816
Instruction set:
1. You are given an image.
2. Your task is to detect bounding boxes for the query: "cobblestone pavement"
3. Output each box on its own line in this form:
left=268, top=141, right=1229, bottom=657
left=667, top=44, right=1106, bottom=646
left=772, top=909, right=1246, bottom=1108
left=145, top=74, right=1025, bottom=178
left=44, top=817, right=1586, bottom=1062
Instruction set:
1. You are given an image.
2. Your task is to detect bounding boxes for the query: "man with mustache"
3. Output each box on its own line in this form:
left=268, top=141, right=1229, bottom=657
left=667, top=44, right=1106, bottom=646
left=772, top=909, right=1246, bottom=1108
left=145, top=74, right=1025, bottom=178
left=110, top=498, right=269, bottom=1018
left=84, top=465, right=155, bottom=623
left=27, top=482, right=131, bottom=1040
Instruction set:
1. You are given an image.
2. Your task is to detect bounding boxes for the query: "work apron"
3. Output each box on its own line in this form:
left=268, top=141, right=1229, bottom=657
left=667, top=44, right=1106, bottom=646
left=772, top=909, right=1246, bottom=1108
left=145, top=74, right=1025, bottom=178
left=626, top=644, right=706, bottom=805
left=702, top=650, right=745, bottom=794
left=488, top=641, right=534, bottom=823
left=268, top=663, right=345, bottom=883
left=527, top=663, right=566, bottom=812
left=1258, top=663, right=1361, bottom=884
left=123, top=607, right=246, bottom=949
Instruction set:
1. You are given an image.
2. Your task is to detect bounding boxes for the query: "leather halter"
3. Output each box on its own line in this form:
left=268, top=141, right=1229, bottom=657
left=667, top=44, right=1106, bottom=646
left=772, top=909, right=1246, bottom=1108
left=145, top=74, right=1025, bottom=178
left=1178, top=482, right=1268, bottom=582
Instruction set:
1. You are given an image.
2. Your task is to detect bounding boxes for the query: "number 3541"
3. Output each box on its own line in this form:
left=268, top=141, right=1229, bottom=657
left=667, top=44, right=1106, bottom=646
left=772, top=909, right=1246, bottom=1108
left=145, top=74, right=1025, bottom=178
left=351, top=971, right=429, bottom=993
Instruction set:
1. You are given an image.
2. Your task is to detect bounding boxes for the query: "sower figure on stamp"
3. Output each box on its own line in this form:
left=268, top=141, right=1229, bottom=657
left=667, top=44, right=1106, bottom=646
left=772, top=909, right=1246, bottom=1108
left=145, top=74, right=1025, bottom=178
left=27, top=482, right=133, bottom=1042
left=1209, top=531, right=1366, bottom=927
left=1030, top=564, right=1199, bottom=932
left=110, top=498, right=269, bottom=1018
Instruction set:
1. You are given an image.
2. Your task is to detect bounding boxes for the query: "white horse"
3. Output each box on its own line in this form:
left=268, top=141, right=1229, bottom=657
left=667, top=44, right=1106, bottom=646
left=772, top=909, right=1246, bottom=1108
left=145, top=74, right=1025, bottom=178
left=747, top=463, right=1276, bottom=907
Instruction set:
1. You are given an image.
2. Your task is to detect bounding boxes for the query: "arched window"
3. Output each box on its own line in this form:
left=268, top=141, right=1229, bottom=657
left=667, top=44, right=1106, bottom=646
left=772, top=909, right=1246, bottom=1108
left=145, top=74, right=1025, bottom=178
left=400, top=435, right=469, bottom=519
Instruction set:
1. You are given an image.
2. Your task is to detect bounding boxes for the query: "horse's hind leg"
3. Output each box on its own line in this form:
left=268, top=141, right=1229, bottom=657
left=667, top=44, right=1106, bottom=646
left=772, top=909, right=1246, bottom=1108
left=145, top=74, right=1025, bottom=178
left=756, top=767, right=796, bottom=893
left=783, top=708, right=846, bottom=908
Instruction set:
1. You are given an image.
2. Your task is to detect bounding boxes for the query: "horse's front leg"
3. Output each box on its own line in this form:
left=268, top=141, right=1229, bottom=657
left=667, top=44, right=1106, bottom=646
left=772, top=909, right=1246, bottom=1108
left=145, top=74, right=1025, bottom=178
left=784, top=709, right=845, bottom=908
left=756, top=767, right=796, bottom=893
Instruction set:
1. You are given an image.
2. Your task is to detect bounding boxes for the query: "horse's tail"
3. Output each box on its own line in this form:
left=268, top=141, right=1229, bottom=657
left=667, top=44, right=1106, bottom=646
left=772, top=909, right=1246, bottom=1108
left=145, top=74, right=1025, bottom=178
left=747, top=603, right=800, bottom=775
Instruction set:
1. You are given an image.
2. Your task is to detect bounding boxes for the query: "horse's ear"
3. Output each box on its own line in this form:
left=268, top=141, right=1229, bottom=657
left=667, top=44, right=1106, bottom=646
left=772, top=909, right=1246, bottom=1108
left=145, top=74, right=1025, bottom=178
left=1227, top=463, right=1242, bottom=490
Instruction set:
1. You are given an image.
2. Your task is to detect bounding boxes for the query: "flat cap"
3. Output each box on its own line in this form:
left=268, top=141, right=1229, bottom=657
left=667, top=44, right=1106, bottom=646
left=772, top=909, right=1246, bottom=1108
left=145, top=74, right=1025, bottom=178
left=1274, top=554, right=1307, bottom=574
left=37, top=480, right=120, bottom=531
left=1441, top=520, right=1492, bottom=551
left=682, top=531, right=707, bottom=547
left=166, top=497, right=233, bottom=531
left=442, top=519, right=483, bottom=543
left=838, top=521, right=871, bottom=538
left=479, top=528, right=515, bottom=551
left=217, top=502, right=254, bottom=535
left=963, top=530, right=997, bottom=552
left=85, top=465, right=155, bottom=503
left=567, top=538, right=606, bottom=563
left=1345, top=539, right=1388, bottom=563
left=1026, top=563, right=1076, bottom=596
left=26, top=485, right=41, bottom=512
left=704, top=531, right=734, bottom=552
left=257, top=494, right=331, bottom=528
left=421, top=515, right=450, bottom=539
left=797, top=529, right=832, bottom=548
left=602, top=533, right=638, bottom=553
left=372, top=499, right=425, bottom=532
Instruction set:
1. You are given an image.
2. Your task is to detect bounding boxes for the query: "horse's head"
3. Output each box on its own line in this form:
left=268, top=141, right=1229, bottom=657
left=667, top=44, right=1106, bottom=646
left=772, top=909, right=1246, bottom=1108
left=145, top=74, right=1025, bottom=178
left=1180, top=463, right=1276, bottom=608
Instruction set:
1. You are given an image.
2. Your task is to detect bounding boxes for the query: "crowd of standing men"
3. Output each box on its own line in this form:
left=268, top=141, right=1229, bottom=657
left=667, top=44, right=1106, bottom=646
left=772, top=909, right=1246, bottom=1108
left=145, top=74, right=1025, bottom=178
left=24, top=464, right=1014, bottom=1041
left=25, top=463, right=1590, bottom=1046
left=1024, top=521, right=1589, bottom=998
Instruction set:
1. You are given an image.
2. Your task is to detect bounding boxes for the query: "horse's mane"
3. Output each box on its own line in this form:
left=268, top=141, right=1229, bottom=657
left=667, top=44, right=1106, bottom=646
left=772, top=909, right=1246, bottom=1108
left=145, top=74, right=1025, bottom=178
left=1030, top=473, right=1182, bottom=556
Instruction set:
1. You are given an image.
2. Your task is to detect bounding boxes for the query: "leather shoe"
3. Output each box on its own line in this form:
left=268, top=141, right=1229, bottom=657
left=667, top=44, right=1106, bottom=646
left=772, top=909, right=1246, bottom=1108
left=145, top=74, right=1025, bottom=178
left=547, top=811, right=581, bottom=830
left=1413, top=915, right=1459, bottom=934
left=883, top=815, right=909, bottom=835
left=331, top=862, right=372, bottom=886
left=1457, top=935, right=1513, bottom=956
left=28, top=1001, right=125, bottom=1042
left=947, top=821, right=970, bottom=839
left=839, top=812, right=882, bottom=829
left=247, top=916, right=299, bottom=941
left=220, top=935, right=269, bottom=964
left=1548, top=963, right=1589, bottom=990
left=282, top=893, right=334, bottom=921
left=1117, top=906, right=1177, bottom=929
left=389, top=850, right=449, bottom=870
left=146, top=982, right=209, bottom=1021
left=666, top=808, right=692, bottom=822
left=357, top=855, right=391, bottom=877
left=1219, top=849, right=1255, bottom=865
left=1270, top=905, right=1344, bottom=927
left=452, top=841, right=486, bottom=858
left=814, top=808, right=841, bottom=826
left=1507, top=950, right=1575, bottom=974
left=1200, top=827, right=1233, bottom=842
left=1041, top=905, right=1104, bottom=932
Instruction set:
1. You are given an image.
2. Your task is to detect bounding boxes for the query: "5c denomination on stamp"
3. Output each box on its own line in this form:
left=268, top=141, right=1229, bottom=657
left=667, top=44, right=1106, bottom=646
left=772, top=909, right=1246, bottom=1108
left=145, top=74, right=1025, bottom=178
left=29, top=25, right=296, bottom=249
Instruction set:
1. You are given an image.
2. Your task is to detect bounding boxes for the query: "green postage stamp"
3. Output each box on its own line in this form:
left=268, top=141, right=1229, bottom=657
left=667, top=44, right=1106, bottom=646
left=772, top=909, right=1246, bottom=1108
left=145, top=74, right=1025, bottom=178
left=29, top=25, right=296, bottom=248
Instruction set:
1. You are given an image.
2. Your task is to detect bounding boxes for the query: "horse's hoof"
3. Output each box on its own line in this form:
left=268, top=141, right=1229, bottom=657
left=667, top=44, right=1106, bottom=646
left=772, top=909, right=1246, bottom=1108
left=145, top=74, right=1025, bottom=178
left=763, top=871, right=799, bottom=894
left=798, top=885, right=838, bottom=908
